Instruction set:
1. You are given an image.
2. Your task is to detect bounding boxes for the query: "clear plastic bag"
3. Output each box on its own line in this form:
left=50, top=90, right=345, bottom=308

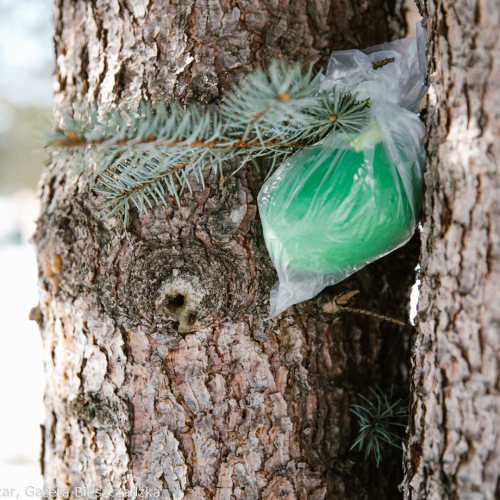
left=258, top=24, right=428, bottom=318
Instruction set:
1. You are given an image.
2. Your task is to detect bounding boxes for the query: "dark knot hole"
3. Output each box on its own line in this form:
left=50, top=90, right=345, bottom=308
left=165, top=293, right=186, bottom=313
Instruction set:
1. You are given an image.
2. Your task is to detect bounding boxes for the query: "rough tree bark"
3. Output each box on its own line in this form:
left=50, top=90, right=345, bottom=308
left=404, top=0, right=500, bottom=498
left=34, top=1, right=417, bottom=498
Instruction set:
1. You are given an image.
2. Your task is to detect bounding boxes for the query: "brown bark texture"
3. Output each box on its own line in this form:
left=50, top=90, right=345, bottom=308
left=35, top=1, right=417, bottom=498
left=403, top=0, right=500, bottom=498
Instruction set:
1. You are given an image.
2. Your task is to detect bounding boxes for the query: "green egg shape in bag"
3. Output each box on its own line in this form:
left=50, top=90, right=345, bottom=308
left=258, top=23, right=428, bottom=317
left=260, top=135, right=423, bottom=275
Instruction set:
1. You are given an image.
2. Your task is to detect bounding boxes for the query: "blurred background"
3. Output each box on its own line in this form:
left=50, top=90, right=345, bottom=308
left=0, top=0, right=53, bottom=494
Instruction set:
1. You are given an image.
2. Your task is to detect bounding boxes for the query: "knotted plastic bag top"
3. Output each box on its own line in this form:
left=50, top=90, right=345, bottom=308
left=320, top=22, right=427, bottom=112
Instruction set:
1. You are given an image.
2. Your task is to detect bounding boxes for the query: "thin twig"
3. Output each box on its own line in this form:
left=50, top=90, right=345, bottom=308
left=51, top=133, right=313, bottom=151
left=339, top=306, right=406, bottom=326
left=322, top=290, right=407, bottom=326
left=372, top=57, right=395, bottom=70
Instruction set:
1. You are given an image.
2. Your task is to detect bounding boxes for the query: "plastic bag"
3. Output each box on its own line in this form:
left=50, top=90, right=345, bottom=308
left=258, top=24, right=427, bottom=318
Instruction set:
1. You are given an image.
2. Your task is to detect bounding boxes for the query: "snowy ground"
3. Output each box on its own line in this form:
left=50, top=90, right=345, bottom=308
left=0, top=197, right=44, bottom=496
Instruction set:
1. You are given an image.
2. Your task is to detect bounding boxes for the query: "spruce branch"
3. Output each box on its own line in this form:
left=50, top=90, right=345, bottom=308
left=48, top=61, right=370, bottom=219
left=350, top=385, right=408, bottom=467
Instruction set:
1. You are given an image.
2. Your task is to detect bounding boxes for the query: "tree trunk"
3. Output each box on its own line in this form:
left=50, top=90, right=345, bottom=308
left=35, top=1, right=415, bottom=498
left=403, top=0, right=500, bottom=498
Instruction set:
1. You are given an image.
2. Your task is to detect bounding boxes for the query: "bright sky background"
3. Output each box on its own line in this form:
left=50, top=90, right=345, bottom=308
left=0, top=0, right=54, bottom=107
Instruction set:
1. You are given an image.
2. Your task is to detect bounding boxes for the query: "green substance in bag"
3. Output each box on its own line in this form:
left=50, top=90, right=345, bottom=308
left=261, top=141, right=422, bottom=274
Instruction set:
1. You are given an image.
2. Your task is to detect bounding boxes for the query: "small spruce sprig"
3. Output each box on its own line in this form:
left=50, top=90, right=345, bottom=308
left=350, top=385, right=408, bottom=467
left=47, top=62, right=370, bottom=220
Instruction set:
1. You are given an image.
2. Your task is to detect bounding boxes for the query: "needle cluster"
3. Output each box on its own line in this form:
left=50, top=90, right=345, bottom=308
left=350, top=385, right=408, bottom=467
